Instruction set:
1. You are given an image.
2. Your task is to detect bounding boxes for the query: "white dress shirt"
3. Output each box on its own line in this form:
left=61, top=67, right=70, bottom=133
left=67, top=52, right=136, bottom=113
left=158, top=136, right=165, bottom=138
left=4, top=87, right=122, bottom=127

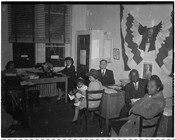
left=101, top=69, right=106, bottom=76
left=133, top=81, right=139, bottom=90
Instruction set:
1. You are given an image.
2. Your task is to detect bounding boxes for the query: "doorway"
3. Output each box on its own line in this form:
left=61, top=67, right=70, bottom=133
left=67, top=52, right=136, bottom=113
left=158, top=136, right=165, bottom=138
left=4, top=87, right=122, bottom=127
left=77, top=34, right=90, bottom=85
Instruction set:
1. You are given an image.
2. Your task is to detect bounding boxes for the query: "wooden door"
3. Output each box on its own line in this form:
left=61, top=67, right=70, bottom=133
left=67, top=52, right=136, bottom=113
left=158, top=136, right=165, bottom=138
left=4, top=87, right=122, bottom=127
left=77, top=34, right=90, bottom=85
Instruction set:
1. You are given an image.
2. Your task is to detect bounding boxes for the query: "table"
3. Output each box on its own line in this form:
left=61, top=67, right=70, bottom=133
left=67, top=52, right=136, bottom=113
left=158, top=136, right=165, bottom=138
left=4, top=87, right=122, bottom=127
left=101, top=89, right=125, bottom=129
left=25, top=76, right=69, bottom=103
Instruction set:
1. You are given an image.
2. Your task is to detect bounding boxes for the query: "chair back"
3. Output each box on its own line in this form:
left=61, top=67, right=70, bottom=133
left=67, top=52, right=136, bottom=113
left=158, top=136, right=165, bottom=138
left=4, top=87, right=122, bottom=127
left=86, top=89, right=104, bottom=111
left=139, top=112, right=163, bottom=137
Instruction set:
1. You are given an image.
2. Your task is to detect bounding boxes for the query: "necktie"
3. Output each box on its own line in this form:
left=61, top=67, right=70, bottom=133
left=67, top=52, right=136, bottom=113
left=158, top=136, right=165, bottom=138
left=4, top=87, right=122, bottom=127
left=134, top=82, right=138, bottom=90
left=102, top=70, right=105, bottom=76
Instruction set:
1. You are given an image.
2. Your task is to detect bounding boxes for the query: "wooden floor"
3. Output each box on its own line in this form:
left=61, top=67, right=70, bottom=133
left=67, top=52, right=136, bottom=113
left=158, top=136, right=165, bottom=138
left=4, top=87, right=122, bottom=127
left=2, top=96, right=109, bottom=137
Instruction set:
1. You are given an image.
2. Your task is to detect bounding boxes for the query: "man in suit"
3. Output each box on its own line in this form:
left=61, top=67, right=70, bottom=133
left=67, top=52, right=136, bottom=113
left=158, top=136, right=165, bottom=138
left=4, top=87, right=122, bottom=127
left=119, top=69, right=148, bottom=118
left=97, top=59, right=115, bottom=86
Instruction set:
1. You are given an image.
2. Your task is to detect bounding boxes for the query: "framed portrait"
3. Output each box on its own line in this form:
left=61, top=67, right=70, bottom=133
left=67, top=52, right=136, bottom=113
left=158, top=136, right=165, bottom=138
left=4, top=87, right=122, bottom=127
left=113, top=48, right=120, bottom=60
left=142, top=62, right=153, bottom=80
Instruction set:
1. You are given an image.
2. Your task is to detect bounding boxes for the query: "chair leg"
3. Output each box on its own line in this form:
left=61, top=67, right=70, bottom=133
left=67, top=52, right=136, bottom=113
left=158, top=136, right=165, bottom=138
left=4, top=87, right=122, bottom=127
left=98, top=114, right=101, bottom=128
left=91, top=112, right=94, bottom=121
left=83, top=109, right=87, bottom=130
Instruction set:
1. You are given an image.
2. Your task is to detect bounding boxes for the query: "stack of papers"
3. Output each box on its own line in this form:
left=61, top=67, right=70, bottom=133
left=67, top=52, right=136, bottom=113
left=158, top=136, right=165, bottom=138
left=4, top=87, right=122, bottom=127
left=105, top=89, right=117, bottom=94
left=5, top=73, right=17, bottom=76
left=163, top=107, right=172, bottom=116
left=108, top=85, right=122, bottom=90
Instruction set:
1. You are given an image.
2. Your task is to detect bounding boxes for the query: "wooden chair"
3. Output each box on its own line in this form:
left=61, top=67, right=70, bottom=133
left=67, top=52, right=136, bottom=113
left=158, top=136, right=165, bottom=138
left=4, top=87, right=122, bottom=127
left=81, top=89, right=104, bottom=130
left=139, top=112, right=163, bottom=137
left=2, top=76, right=27, bottom=112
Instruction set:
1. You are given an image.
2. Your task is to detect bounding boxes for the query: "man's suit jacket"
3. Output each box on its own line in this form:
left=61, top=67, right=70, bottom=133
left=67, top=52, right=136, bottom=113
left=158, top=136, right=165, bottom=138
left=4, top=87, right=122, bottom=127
left=119, top=78, right=148, bottom=118
left=97, top=69, right=115, bottom=86
left=125, top=78, right=148, bottom=108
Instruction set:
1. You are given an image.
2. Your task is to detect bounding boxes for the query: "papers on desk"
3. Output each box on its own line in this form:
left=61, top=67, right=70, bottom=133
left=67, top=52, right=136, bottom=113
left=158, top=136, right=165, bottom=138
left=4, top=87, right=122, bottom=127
left=108, top=85, right=122, bottom=90
left=29, top=75, right=39, bottom=79
left=5, top=73, right=17, bottom=76
left=105, top=88, right=117, bottom=94
left=20, top=81, right=35, bottom=86
left=163, top=107, right=172, bottom=116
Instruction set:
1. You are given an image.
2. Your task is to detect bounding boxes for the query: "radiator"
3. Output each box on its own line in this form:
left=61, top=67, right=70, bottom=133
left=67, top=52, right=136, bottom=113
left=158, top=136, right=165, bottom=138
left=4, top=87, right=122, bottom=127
left=29, top=83, right=58, bottom=98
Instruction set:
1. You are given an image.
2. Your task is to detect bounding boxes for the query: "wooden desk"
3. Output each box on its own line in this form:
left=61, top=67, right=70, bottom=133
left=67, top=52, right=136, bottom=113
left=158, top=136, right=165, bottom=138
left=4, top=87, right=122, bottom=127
left=26, top=76, right=69, bottom=103
left=101, top=90, right=125, bottom=129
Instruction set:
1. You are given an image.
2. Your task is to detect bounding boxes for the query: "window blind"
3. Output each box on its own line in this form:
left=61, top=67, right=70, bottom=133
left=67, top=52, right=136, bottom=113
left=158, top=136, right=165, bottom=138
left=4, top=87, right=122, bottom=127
left=8, top=4, right=35, bottom=43
left=65, top=5, right=72, bottom=44
left=45, top=4, right=66, bottom=43
left=9, top=4, right=71, bottom=44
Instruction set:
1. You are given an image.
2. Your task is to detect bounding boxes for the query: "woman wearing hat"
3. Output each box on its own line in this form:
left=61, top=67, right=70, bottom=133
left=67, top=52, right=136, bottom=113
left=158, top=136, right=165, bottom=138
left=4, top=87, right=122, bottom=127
left=57, top=57, right=76, bottom=100
left=71, top=69, right=103, bottom=124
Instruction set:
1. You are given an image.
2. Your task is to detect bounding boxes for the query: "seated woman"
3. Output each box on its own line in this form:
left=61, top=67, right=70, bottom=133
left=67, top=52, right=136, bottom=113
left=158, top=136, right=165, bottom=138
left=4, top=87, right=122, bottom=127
left=2, top=61, right=18, bottom=76
left=71, top=69, right=103, bottom=124
left=111, top=75, right=165, bottom=137
left=57, top=57, right=76, bottom=100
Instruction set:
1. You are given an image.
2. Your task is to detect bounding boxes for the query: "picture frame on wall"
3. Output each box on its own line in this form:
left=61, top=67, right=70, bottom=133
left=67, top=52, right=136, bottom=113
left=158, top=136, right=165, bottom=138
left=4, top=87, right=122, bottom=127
left=142, top=62, right=153, bottom=80
left=113, top=48, right=120, bottom=60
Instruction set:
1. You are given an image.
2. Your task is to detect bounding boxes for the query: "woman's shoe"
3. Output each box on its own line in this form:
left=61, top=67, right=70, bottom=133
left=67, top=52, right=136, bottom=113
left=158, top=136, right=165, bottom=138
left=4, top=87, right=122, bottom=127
left=71, top=120, right=78, bottom=125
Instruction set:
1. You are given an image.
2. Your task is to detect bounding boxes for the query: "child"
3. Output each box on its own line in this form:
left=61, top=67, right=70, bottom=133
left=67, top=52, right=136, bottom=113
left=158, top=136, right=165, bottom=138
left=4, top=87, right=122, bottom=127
left=68, top=77, right=87, bottom=106
left=71, top=69, right=103, bottom=124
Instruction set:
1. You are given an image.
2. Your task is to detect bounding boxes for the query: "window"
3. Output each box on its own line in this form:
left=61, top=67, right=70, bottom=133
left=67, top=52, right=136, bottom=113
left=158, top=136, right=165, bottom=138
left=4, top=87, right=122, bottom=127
left=13, top=43, right=35, bottom=68
left=9, top=3, right=71, bottom=43
left=45, top=4, right=66, bottom=43
left=8, top=4, right=35, bottom=42
left=45, top=43, right=65, bottom=67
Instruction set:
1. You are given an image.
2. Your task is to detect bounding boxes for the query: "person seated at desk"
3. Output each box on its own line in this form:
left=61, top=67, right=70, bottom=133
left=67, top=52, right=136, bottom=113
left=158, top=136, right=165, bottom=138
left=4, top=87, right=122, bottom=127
left=97, top=59, right=115, bottom=86
left=2, top=61, right=18, bottom=76
left=71, top=69, right=103, bottom=124
left=119, top=69, right=148, bottom=118
left=57, top=57, right=76, bottom=100
left=111, top=75, right=165, bottom=137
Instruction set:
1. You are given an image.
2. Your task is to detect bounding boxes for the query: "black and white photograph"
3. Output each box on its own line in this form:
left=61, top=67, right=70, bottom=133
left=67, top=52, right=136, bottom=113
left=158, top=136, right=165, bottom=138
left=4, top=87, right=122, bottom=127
left=1, top=1, right=174, bottom=138
left=142, top=62, right=153, bottom=80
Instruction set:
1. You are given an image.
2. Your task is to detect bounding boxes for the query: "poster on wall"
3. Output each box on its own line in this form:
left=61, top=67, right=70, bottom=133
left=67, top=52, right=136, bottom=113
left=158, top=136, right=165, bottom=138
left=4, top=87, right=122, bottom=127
left=103, top=39, right=112, bottom=62
left=142, top=62, right=153, bottom=80
left=80, top=50, right=86, bottom=65
left=92, top=40, right=100, bottom=59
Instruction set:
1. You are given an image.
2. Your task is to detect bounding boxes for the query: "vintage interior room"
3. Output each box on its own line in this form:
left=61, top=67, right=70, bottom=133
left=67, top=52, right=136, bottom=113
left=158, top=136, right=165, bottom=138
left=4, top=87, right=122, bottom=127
left=1, top=2, right=173, bottom=137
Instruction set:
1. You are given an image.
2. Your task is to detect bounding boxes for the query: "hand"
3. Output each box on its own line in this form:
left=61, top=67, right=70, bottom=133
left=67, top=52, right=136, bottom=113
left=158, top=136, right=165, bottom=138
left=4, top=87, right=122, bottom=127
left=79, top=97, right=84, bottom=102
left=78, top=90, right=83, bottom=94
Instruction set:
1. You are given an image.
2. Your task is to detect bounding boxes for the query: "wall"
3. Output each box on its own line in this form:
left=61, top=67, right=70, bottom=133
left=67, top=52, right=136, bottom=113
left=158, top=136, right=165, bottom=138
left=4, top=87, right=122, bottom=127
left=71, top=5, right=86, bottom=67
left=1, top=4, right=12, bottom=70
left=1, top=4, right=172, bottom=98
left=85, top=4, right=172, bottom=98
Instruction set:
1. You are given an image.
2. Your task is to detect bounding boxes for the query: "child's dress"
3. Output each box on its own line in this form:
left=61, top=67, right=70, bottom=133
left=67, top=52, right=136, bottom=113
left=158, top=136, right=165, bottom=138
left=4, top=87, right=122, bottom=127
left=68, top=85, right=87, bottom=106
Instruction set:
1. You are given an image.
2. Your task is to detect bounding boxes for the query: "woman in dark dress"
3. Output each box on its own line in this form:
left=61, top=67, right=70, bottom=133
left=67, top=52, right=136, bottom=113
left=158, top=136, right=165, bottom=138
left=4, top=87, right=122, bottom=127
left=57, top=57, right=76, bottom=100
left=2, top=61, right=18, bottom=76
